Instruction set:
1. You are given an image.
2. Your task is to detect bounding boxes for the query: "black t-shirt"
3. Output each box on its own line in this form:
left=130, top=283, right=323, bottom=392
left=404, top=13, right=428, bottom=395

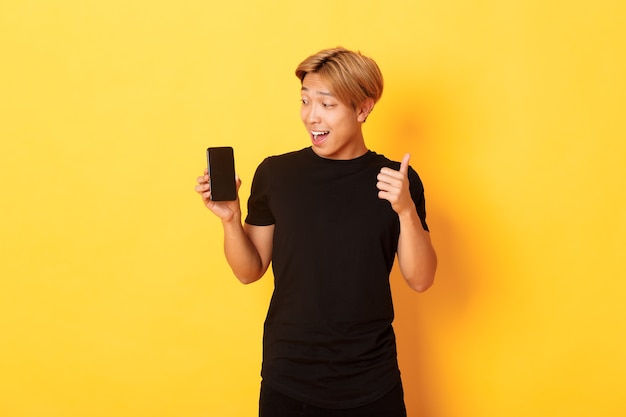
left=245, top=147, right=428, bottom=409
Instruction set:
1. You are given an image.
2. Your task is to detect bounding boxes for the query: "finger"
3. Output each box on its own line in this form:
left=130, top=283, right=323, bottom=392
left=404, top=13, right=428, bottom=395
left=377, top=171, right=403, bottom=190
left=196, top=182, right=210, bottom=198
left=376, top=180, right=391, bottom=192
left=235, top=175, right=242, bottom=191
left=399, top=153, right=411, bottom=176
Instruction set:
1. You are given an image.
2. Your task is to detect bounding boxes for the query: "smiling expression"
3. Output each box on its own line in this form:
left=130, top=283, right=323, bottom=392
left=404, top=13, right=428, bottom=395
left=300, top=73, right=372, bottom=160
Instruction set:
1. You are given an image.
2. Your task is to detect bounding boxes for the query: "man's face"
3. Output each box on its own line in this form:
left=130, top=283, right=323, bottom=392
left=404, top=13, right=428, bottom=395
left=300, top=73, right=368, bottom=160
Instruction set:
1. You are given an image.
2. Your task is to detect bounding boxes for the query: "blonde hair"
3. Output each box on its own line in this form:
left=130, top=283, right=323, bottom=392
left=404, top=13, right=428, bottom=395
left=295, top=47, right=384, bottom=109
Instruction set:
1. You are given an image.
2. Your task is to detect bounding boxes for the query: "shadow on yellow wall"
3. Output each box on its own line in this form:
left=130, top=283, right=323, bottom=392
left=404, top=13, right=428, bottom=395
left=384, top=77, right=484, bottom=415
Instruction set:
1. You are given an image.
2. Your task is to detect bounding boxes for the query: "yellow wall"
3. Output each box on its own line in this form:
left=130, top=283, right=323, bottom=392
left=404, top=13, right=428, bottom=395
left=1, top=1, right=624, bottom=416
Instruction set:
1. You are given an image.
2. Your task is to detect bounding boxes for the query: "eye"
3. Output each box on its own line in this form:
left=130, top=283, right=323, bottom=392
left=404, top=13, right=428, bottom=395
left=301, top=98, right=309, bottom=105
left=322, top=102, right=335, bottom=108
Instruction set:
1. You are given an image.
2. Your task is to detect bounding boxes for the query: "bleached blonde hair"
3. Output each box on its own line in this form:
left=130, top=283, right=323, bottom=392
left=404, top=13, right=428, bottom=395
left=295, top=47, right=384, bottom=109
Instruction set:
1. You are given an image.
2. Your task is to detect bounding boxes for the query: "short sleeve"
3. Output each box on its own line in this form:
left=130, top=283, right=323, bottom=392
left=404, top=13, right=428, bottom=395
left=408, top=167, right=429, bottom=232
left=245, top=158, right=276, bottom=226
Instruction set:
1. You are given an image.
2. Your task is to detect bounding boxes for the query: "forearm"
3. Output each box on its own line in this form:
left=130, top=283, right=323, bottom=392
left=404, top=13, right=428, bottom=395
left=396, top=209, right=437, bottom=292
left=222, top=217, right=267, bottom=284
left=196, top=169, right=272, bottom=284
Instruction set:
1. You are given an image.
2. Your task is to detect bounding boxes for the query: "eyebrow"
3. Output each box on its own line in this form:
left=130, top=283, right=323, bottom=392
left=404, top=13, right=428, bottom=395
left=301, top=86, right=334, bottom=97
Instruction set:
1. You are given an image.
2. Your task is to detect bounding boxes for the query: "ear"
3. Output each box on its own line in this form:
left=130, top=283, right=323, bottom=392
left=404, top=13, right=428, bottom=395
left=356, top=98, right=375, bottom=123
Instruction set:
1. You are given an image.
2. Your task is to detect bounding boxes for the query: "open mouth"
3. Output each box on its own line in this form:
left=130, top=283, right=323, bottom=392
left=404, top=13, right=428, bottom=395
left=311, top=130, right=330, bottom=144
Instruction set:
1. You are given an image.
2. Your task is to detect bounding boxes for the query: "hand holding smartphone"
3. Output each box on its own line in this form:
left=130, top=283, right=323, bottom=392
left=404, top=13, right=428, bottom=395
left=206, top=146, right=237, bottom=201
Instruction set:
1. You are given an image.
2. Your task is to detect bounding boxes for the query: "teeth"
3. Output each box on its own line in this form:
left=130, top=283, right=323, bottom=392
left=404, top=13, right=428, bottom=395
left=312, top=131, right=329, bottom=136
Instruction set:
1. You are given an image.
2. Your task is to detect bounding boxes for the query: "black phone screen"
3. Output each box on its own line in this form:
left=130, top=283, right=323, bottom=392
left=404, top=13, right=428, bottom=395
left=207, top=147, right=237, bottom=201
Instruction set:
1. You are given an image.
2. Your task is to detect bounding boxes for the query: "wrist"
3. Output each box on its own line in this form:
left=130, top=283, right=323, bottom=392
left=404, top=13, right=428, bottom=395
left=396, top=201, right=418, bottom=222
left=221, top=210, right=243, bottom=228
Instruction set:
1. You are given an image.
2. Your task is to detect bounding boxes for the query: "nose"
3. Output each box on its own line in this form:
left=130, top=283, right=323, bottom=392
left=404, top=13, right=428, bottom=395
left=303, top=103, right=321, bottom=124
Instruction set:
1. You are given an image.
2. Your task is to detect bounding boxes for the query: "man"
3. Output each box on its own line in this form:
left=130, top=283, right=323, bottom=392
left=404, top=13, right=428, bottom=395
left=196, top=47, right=437, bottom=416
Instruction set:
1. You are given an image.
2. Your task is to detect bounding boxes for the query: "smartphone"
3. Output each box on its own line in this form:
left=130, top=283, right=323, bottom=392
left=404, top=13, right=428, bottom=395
left=206, top=146, right=237, bottom=201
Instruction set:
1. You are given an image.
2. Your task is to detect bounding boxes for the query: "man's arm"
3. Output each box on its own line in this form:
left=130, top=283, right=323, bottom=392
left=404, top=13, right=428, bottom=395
left=377, top=154, right=437, bottom=292
left=223, top=220, right=274, bottom=284
left=395, top=211, right=437, bottom=292
left=196, top=170, right=274, bottom=284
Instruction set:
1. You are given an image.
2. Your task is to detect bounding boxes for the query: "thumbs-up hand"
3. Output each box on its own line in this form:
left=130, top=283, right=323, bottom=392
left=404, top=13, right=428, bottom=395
left=376, top=153, right=415, bottom=215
